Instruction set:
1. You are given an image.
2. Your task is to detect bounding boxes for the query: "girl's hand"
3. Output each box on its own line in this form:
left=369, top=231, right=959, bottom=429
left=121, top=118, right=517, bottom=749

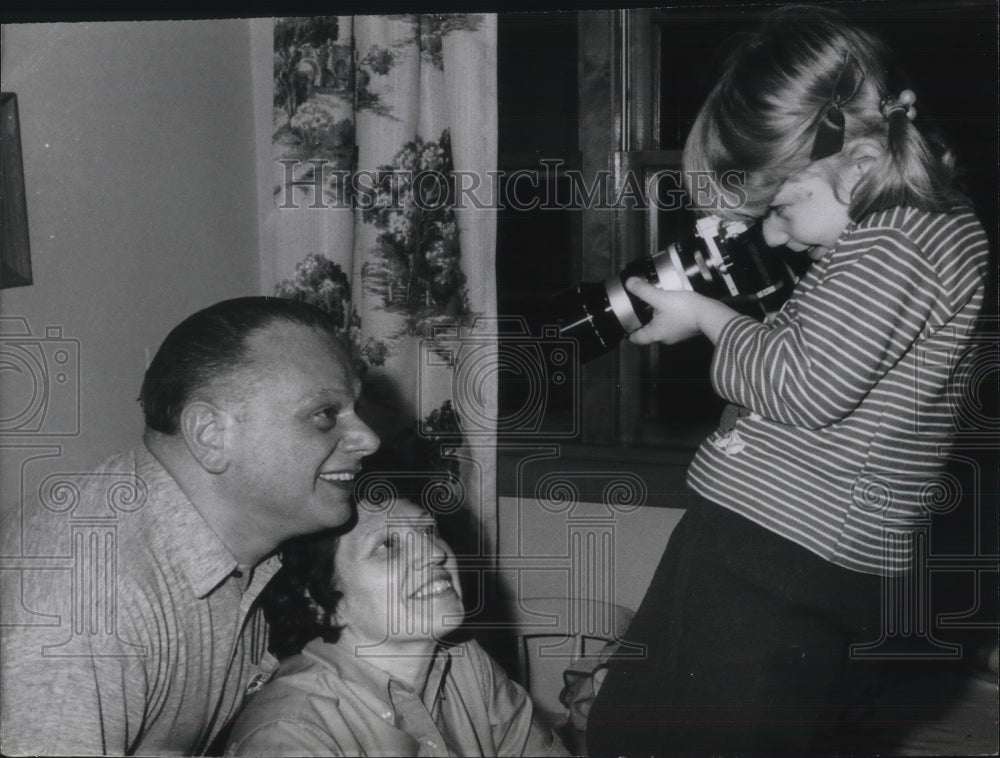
left=625, top=277, right=741, bottom=346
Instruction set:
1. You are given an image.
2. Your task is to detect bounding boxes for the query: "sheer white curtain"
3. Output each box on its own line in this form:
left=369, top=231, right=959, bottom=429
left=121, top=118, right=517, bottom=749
left=252, top=15, right=498, bottom=601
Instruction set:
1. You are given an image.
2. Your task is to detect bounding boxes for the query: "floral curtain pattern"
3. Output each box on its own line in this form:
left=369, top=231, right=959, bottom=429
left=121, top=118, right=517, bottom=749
left=264, top=15, right=499, bottom=586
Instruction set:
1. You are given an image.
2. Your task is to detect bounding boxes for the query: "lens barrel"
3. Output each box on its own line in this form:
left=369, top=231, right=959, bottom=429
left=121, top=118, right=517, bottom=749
left=546, top=216, right=796, bottom=362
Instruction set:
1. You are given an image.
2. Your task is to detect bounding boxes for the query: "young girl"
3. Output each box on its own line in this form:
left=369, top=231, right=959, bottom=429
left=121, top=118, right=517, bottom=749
left=586, top=6, right=990, bottom=756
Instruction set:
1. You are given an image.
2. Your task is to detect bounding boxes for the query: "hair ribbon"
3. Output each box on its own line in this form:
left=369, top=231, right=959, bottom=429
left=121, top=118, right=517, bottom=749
left=810, top=54, right=864, bottom=160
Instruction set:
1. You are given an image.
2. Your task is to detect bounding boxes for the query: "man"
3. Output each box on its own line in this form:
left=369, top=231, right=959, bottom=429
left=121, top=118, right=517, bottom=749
left=0, top=297, right=380, bottom=755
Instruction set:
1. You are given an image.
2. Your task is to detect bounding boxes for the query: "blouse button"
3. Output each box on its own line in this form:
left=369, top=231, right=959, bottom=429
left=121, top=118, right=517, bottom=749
left=244, top=673, right=270, bottom=695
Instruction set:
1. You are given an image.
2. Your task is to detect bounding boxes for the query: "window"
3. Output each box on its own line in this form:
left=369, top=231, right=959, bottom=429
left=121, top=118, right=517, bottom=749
left=497, top=9, right=739, bottom=453
left=496, top=4, right=997, bottom=492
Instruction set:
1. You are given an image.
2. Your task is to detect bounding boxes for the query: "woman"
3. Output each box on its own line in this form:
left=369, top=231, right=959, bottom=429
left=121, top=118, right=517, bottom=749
left=226, top=463, right=568, bottom=757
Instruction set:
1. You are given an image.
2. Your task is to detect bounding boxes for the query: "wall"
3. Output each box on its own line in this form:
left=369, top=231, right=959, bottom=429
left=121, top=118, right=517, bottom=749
left=495, top=444, right=692, bottom=616
left=0, top=20, right=261, bottom=507
left=497, top=496, right=684, bottom=614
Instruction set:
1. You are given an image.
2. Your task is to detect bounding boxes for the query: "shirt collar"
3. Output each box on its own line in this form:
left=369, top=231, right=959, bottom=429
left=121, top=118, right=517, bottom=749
left=302, top=638, right=451, bottom=714
left=136, top=443, right=246, bottom=599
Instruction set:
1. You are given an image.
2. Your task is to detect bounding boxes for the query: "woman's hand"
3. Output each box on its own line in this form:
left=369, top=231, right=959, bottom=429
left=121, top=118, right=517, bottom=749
left=625, top=277, right=741, bottom=346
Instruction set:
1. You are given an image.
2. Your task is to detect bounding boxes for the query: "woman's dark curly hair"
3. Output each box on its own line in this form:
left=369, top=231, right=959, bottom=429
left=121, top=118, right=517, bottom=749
left=263, top=439, right=463, bottom=659
left=262, top=524, right=351, bottom=660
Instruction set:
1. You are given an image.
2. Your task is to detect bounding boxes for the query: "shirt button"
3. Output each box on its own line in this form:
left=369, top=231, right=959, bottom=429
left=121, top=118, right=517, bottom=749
left=381, top=710, right=392, bottom=721
left=426, top=740, right=437, bottom=748
left=245, top=673, right=270, bottom=695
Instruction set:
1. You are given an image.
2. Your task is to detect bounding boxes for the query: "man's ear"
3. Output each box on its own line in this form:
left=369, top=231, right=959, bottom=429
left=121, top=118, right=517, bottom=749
left=179, top=401, right=233, bottom=474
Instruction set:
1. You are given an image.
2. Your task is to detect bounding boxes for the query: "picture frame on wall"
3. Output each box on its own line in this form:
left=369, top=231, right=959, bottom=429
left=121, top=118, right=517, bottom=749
left=1, top=92, right=32, bottom=289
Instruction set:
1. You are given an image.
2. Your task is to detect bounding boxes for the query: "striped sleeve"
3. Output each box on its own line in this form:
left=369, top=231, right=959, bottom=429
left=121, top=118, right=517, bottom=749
left=711, top=227, right=943, bottom=429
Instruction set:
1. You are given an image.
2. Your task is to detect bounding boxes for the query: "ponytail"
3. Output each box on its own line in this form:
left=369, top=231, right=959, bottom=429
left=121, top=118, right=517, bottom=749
left=849, top=98, right=964, bottom=219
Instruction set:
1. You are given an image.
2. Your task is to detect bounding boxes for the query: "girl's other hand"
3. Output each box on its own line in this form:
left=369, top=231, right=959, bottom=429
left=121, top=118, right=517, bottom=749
left=625, top=278, right=740, bottom=346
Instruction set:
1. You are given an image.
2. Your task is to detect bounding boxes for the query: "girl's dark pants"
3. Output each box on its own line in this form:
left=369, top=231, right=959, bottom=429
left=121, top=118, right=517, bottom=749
left=586, top=494, right=885, bottom=757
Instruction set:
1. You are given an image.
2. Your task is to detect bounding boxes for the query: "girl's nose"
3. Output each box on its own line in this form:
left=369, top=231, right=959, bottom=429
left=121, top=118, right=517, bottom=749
left=761, top=214, right=788, bottom=248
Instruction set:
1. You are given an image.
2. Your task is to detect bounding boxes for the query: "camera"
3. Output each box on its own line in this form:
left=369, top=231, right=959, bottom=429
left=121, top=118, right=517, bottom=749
left=0, top=317, right=81, bottom=435
left=419, top=319, right=579, bottom=438
left=547, top=215, right=797, bottom=362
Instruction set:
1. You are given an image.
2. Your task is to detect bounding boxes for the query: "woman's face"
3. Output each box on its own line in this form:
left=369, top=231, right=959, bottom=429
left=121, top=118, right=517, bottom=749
left=331, top=498, right=464, bottom=655
left=760, top=159, right=853, bottom=260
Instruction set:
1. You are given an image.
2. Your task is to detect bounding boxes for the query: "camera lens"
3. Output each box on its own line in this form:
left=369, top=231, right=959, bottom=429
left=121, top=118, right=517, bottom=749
left=547, top=281, right=627, bottom=364
left=545, top=216, right=796, bottom=363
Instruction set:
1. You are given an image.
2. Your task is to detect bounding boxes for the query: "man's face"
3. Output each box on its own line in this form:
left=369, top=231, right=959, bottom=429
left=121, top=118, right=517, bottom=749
left=222, top=322, right=379, bottom=541
left=333, top=498, right=464, bottom=656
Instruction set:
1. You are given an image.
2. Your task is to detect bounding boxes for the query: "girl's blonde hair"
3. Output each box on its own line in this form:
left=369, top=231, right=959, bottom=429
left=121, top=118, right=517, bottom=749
left=683, top=4, right=963, bottom=220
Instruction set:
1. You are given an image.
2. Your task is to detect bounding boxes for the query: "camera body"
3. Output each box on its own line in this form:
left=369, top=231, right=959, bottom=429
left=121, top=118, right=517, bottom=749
left=548, top=215, right=797, bottom=362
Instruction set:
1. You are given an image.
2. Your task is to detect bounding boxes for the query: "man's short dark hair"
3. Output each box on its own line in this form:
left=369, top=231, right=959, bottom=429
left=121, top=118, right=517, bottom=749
left=139, top=296, right=345, bottom=434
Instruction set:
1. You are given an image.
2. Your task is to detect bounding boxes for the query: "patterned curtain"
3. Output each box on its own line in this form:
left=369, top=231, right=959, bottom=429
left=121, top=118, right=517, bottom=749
left=260, top=15, right=498, bottom=608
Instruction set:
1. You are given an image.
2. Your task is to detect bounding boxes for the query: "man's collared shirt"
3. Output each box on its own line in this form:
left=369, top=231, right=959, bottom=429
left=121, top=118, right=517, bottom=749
left=0, top=444, right=279, bottom=755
